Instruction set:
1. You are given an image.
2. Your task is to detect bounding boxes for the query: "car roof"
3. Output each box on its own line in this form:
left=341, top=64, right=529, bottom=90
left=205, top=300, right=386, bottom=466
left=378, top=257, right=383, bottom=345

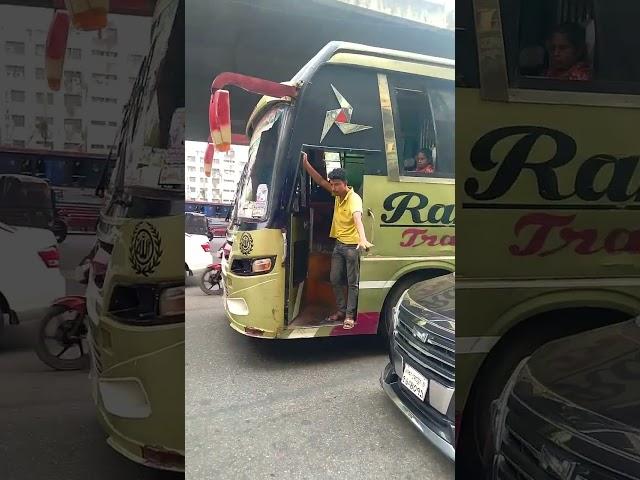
left=0, top=174, right=50, bottom=185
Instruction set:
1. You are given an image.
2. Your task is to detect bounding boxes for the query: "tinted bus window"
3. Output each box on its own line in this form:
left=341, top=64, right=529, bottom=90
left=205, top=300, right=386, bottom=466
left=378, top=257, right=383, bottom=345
left=503, top=0, right=640, bottom=94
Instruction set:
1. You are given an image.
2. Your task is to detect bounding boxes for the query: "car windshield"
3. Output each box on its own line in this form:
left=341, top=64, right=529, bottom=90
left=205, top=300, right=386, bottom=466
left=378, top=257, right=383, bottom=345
left=235, top=105, right=286, bottom=222
left=185, top=214, right=208, bottom=235
left=0, top=177, right=53, bottom=228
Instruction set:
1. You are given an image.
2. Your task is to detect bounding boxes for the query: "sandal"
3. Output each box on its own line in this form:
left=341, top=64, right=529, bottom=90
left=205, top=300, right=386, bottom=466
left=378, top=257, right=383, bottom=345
left=325, top=311, right=345, bottom=323
left=343, top=317, right=356, bottom=329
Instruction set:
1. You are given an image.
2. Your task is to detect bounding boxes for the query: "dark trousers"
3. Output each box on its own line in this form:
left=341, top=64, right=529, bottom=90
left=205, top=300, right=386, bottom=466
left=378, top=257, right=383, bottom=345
left=330, top=241, right=360, bottom=318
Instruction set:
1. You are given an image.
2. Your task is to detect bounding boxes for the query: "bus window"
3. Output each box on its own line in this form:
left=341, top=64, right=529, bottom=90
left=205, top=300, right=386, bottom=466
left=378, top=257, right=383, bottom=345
left=505, top=0, right=640, bottom=94
left=391, top=75, right=454, bottom=179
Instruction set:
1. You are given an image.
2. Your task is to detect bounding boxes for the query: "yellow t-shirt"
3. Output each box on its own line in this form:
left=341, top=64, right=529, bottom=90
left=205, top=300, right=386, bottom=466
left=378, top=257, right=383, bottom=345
left=329, top=187, right=363, bottom=244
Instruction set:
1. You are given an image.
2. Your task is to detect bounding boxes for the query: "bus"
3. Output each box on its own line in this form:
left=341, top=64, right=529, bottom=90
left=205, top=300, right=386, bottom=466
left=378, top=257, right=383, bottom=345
left=85, top=0, right=184, bottom=471
left=456, top=0, right=640, bottom=472
left=209, top=41, right=455, bottom=339
left=185, top=200, right=232, bottom=220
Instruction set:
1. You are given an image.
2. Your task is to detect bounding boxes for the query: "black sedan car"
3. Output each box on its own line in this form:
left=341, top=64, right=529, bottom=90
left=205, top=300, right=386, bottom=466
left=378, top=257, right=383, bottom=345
left=489, top=316, right=640, bottom=479
left=380, top=273, right=455, bottom=461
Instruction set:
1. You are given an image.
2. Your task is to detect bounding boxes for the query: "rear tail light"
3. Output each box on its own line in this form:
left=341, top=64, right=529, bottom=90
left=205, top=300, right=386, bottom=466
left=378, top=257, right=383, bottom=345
left=201, top=243, right=211, bottom=252
left=212, top=228, right=226, bottom=237
left=38, top=246, right=60, bottom=268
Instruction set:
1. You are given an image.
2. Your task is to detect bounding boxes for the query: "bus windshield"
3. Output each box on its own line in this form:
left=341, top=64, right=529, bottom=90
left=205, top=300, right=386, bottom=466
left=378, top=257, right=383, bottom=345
left=235, top=105, right=286, bottom=222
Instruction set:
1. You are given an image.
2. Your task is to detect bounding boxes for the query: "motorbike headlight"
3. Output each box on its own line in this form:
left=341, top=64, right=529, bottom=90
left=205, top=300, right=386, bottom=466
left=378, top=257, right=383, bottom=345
left=159, top=286, right=184, bottom=318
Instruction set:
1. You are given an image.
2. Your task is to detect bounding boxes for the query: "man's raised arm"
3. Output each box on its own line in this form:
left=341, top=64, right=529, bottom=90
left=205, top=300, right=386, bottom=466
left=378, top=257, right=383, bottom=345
left=300, top=152, right=331, bottom=193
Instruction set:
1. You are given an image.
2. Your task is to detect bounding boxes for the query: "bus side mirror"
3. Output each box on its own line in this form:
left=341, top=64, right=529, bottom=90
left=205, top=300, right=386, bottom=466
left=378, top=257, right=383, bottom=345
left=209, top=90, right=231, bottom=152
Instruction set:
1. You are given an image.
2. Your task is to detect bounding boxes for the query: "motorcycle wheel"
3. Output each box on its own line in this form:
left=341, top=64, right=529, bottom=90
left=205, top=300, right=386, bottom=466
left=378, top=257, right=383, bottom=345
left=35, top=305, right=90, bottom=371
left=199, top=267, right=222, bottom=295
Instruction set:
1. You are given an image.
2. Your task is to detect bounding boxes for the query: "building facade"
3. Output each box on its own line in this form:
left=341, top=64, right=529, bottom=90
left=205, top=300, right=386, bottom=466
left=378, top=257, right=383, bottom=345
left=185, top=141, right=248, bottom=204
left=0, top=5, right=150, bottom=155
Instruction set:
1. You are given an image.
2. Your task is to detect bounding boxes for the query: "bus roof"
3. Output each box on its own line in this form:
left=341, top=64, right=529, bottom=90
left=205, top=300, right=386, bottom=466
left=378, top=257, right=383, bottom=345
left=246, top=41, right=454, bottom=136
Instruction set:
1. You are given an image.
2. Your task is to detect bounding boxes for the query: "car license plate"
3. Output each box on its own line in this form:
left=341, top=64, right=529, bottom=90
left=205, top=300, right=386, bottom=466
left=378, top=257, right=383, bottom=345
left=401, top=363, right=428, bottom=401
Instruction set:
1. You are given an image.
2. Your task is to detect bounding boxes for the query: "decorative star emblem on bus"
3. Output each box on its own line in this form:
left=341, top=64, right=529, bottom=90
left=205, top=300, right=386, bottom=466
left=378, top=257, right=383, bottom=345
left=320, top=85, right=372, bottom=142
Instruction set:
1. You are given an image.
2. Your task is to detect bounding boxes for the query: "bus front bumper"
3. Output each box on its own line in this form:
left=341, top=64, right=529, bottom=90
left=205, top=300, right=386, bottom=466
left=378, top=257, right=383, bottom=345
left=221, top=261, right=283, bottom=338
left=89, top=319, right=185, bottom=471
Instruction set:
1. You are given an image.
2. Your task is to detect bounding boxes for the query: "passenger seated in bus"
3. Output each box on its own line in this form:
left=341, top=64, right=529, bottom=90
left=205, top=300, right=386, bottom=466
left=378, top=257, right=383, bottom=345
left=410, top=148, right=435, bottom=175
left=544, top=23, right=592, bottom=81
left=301, top=152, right=374, bottom=330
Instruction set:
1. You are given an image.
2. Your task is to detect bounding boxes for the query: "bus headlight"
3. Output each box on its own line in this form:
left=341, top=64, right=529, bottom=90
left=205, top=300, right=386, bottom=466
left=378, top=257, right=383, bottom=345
left=159, top=286, right=185, bottom=318
left=252, top=258, right=273, bottom=273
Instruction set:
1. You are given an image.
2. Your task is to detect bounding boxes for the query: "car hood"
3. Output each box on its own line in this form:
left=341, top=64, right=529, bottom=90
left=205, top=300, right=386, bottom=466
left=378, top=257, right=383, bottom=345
left=404, top=273, right=455, bottom=331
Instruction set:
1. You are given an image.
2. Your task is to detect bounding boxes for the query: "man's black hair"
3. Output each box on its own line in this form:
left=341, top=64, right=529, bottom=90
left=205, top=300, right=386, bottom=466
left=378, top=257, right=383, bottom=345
left=328, top=168, right=347, bottom=183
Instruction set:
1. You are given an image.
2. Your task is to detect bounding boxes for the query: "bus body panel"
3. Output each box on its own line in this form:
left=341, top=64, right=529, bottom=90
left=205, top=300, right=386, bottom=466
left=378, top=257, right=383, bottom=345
left=89, top=214, right=184, bottom=468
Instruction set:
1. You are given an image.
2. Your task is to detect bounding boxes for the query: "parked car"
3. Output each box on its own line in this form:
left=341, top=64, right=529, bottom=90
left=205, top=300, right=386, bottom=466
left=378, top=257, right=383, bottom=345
left=185, top=212, right=214, bottom=278
left=488, top=316, right=640, bottom=479
left=0, top=221, right=66, bottom=339
left=380, top=273, right=455, bottom=461
left=0, top=174, right=67, bottom=242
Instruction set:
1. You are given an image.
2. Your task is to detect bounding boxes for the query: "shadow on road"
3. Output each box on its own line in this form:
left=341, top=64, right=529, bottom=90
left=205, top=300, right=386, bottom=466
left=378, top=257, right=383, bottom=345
left=236, top=331, right=388, bottom=369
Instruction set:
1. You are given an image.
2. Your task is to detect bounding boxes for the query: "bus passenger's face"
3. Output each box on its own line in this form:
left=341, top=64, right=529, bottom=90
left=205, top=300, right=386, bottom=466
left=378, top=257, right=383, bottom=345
left=416, top=152, right=428, bottom=167
left=330, top=179, right=348, bottom=197
left=548, top=33, right=579, bottom=70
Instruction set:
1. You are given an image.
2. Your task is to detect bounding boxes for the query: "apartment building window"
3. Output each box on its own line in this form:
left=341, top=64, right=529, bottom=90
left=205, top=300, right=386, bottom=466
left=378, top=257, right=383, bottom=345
left=200, top=167, right=204, bottom=173
left=91, top=144, right=105, bottom=149
left=91, top=96, right=117, bottom=104
left=67, top=48, right=81, bottom=60
left=11, top=115, right=25, bottom=127
left=108, top=121, right=117, bottom=127
left=64, top=142, right=81, bottom=150
left=187, top=166, right=196, bottom=173
left=64, top=119, right=82, bottom=140
left=187, top=155, right=195, bottom=163
left=10, top=90, right=25, bottom=102
left=35, top=116, right=54, bottom=127
left=64, top=70, right=82, bottom=86
left=91, top=73, right=117, bottom=85
left=189, top=187, right=196, bottom=193
left=35, top=67, right=45, bottom=80
left=13, top=140, right=25, bottom=148
left=36, top=92, right=54, bottom=105
left=6, top=65, right=25, bottom=79
left=91, top=120, right=106, bottom=126
left=91, top=49, right=117, bottom=58
left=36, top=141, right=54, bottom=148
left=64, top=94, right=82, bottom=108
left=188, top=177, right=196, bottom=182
left=5, top=41, right=25, bottom=55
left=35, top=44, right=44, bottom=56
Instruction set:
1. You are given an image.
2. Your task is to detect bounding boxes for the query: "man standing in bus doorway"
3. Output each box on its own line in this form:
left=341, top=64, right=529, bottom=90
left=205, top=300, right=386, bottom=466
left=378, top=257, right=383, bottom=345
left=301, top=152, right=374, bottom=329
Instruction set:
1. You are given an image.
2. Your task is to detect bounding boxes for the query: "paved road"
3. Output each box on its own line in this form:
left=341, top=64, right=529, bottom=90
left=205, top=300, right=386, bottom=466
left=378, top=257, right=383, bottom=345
left=185, top=286, right=454, bottom=480
left=0, top=235, right=183, bottom=480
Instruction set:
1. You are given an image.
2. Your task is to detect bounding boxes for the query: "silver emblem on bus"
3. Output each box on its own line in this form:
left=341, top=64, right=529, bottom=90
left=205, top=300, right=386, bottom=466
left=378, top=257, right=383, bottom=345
left=320, top=85, right=372, bottom=142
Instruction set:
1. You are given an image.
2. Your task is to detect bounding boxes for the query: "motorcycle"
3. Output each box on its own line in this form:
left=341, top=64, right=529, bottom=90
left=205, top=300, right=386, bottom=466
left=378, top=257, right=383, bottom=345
left=198, top=242, right=229, bottom=296
left=35, top=247, right=93, bottom=371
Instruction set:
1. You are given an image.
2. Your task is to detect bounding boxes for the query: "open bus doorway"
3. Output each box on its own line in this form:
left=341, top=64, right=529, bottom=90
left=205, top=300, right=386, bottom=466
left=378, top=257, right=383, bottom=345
left=286, top=147, right=366, bottom=329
